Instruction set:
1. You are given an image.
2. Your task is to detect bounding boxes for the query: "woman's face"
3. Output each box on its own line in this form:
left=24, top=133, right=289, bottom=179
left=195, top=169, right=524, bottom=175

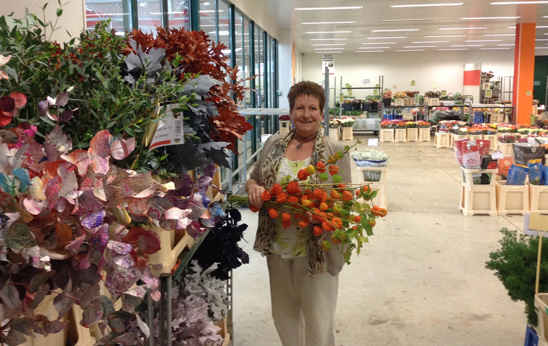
left=290, top=94, right=323, bottom=137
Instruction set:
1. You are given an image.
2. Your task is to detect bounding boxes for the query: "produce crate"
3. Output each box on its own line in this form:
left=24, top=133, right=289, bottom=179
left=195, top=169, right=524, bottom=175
left=379, top=128, right=394, bottom=143
left=395, top=128, right=407, bottom=143
left=407, top=127, right=418, bottom=142
left=536, top=294, right=548, bottom=346
left=530, top=184, right=548, bottom=213
left=459, top=168, right=497, bottom=216
left=329, top=128, right=340, bottom=141
left=279, top=120, right=291, bottom=136
left=341, top=126, right=354, bottom=141
left=497, top=142, right=514, bottom=157
left=496, top=180, right=529, bottom=216
left=452, top=134, right=469, bottom=149
left=418, top=127, right=431, bottom=142
left=483, top=134, right=497, bottom=152
left=435, top=132, right=451, bottom=149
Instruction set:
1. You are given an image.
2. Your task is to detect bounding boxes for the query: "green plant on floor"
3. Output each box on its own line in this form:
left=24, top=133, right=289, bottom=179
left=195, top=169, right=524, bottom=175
left=486, top=228, right=548, bottom=326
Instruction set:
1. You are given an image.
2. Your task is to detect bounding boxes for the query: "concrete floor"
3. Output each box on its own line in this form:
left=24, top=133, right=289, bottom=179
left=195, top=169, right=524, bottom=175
left=233, top=138, right=526, bottom=346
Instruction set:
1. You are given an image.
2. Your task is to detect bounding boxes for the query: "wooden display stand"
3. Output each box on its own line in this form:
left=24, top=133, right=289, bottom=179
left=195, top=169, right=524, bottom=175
left=483, top=134, right=497, bottom=152
left=530, top=184, right=548, bottom=213
left=22, top=292, right=67, bottom=346
left=394, top=128, right=406, bottom=143
left=496, top=180, right=529, bottom=216
left=452, top=134, right=469, bottom=149
left=341, top=127, right=353, bottom=141
left=379, top=128, right=394, bottom=143
left=435, top=132, right=451, bottom=149
left=393, top=98, right=405, bottom=106
left=418, top=127, right=431, bottom=142
left=459, top=168, right=497, bottom=216
left=279, top=120, right=291, bottom=136
left=406, top=127, right=418, bottom=142
left=497, top=142, right=514, bottom=157
left=329, top=128, right=340, bottom=141
left=359, top=166, right=387, bottom=209
left=469, top=134, right=482, bottom=143
left=426, top=97, right=439, bottom=106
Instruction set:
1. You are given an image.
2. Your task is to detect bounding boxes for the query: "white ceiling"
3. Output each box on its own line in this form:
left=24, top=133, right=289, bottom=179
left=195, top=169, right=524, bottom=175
left=280, top=0, right=548, bottom=54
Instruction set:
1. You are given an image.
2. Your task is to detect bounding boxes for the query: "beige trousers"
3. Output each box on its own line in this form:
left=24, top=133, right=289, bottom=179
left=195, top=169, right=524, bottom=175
left=267, top=255, right=339, bottom=346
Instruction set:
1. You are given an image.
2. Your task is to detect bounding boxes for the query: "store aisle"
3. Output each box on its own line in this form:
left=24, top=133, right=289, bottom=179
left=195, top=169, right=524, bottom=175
left=234, top=140, right=525, bottom=346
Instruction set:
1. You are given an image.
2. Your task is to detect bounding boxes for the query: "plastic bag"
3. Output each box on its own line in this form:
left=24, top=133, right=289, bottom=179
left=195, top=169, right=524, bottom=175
left=513, top=143, right=545, bottom=165
left=462, top=150, right=481, bottom=169
left=507, top=164, right=528, bottom=185
left=528, top=161, right=543, bottom=185
left=498, top=157, right=513, bottom=179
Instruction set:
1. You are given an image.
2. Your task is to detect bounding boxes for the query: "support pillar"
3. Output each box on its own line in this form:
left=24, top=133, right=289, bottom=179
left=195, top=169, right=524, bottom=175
left=463, top=63, right=481, bottom=103
left=513, top=23, right=536, bottom=125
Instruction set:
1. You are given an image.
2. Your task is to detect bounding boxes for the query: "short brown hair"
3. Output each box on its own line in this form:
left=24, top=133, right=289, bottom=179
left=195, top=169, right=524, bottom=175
left=288, top=81, right=325, bottom=113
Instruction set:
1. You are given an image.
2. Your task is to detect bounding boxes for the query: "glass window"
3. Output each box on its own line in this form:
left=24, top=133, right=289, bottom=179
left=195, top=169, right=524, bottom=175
left=85, top=0, right=132, bottom=33
left=168, top=0, right=190, bottom=30
left=136, top=0, right=163, bottom=34
left=199, top=0, right=217, bottom=41
left=218, top=0, right=231, bottom=60
left=243, top=17, right=252, bottom=107
left=255, top=27, right=264, bottom=108
left=271, top=38, right=278, bottom=108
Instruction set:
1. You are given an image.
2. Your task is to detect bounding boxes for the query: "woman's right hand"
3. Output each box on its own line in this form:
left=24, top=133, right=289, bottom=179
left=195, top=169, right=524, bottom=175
left=247, top=181, right=266, bottom=209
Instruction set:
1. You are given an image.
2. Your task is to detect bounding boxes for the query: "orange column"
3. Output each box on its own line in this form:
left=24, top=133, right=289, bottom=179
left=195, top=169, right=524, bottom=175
left=513, top=23, right=536, bottom=125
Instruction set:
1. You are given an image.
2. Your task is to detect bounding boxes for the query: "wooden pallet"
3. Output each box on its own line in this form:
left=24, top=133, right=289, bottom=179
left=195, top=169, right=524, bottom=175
left=530, top=184, right=548, bottom=213
left=496, top=180, right=529, bottom=216
left=379, top=128, right=394, bottom=143
left=406, top=127, right=418, bottom=142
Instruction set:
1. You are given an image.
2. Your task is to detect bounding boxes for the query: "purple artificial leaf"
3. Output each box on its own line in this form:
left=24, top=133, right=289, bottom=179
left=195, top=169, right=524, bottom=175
left=65, top=234, right=86, bottom=254
left=90, top=155, right=109, bottom=176
left=56, top=92, right=69, bottom=107
left=45, top=176, right=62, bottom=210
left=44, top=319, right=66, bottom=334
left=112, top=254, right=135, bottom=269
left=38, top=100, right=49, bottom=116
left=23, top=198, right=44, bottom=215
left=81, top=210, right=105, bottom=230
left=89, top=224, right=109, bottom=251
left=89, top=130, right=113, bottom=158
left=0, top=283, right=22, bottom=312
left=61, top=149, right=90, bottom=176
left=197, top=175, right=212, bottom=194
left=45, top=126, right=72, bottom=159
left=204, top=163, right=216, bottom=178
left=77, top=191, right=104, bottom=214
left=53, top=292, right=74, bottom=319
left=5, top=328, right=26, bottom=345
left=58, top=165, right=78, bottom=199
left=59, top=109, right=73, bottom=122
left=11, top=318, right=34, bottom=336
left=174, top=173, right=193, bottom=197
left=112, top=332, right=141, bottom=346
left=105, top=268, right=139, bottom=296
left=106, top=240, right=132, bottom=255
left=111, top=137, right=136, bottom=161
left=81, top=298, right=103, bottom=327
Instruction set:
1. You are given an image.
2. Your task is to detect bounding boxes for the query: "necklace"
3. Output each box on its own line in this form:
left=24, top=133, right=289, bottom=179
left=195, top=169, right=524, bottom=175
left=294, top=133, right=317, bottom=150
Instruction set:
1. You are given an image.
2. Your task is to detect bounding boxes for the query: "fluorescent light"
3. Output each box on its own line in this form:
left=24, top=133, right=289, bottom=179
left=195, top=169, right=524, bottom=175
left=491, top=1, right=548, bottom=4
left=391, top=2, right=463, bottom=8
left=311, top=43, right=346, bottom=46
left=368, top=36, right=407, bottom=39
left=411, top=40, right=449, bottom=43
left=310, top=38, right=348, bottom=41
left=461, top=16, right=520, bottom=20
left=425, top=34, right=465, bottom=38
left=356, top=50, right=385, bottom=53
left=295, top=6, right=363, bottom=11
left=484, top=33, right=516, bottom=36
left=497, top=43, right=516, bottom=46
left=361, top=42, right=397, bottom=45
left=538, top=26, right=548, bottom=28
left=404, top=45, right=437, bottom=48
left=306, top=31, right=352, bottom=34
left=537, top=39, right=548, bottom=41
left=301, top=21, right=356, bottom=25
left=465, top=39, right=503, bottom=42
left=451, top=44, right=485, bottom=47
left=438, top=48, right=469, bottom=50
left=313, top=48, right=345, bottom=51
left=384, top=18, right=426, bottom=22
left=356, top=46, right=391, bottom=49
left=397, top=49, right=425, bottom=52
left=480, top=47, right=512, bottom=50
left=440, top=27, right=488, bottom=30
left=372, top=28, right=420, bottom=32
left=537, top=46, right=548, bottom=48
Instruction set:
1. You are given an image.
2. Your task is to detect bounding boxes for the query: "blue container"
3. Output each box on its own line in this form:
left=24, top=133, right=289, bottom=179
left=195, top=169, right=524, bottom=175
left=524, top=325, right=539, bottom=346
left=473, top=111, right=485, bottom=124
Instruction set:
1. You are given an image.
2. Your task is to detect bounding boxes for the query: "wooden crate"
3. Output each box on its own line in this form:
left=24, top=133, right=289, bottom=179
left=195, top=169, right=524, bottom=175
left=530, top=184, right=548, bottom=213
left=329, top=128, right=340, bottom=141
left=279, top=120, right=291, bottom=136
left=341, top=126, right=353, bottom=141
left=483, top=134, right=497, bottom=152
left=379, top=128, right=394, bottom=143
left=395, top=128, right=407, bottom=143
left=459, top=184, right=497, bottom=216
left=418, top=127, right=431, bottom=142
left=452, top=134, right=469, bottom=149
left=407, top=127, right=418, bottom=142
left=497, top=142, right=514, bottom=157
left=435, top=132, right=451, bottom=149
left=496, top=180, right=529, bottom=216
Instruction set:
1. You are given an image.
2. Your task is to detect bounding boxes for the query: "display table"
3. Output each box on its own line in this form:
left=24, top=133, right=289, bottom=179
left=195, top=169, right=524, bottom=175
left=395, top=128, right=406, bottom=143
left=379, top=128, right=394, bottom=143
left=496, top=180, right=529, bottom=216
left=459, top=168, right=497, bottom=216
left=407, top=127, right=418, bottom=142
left=418, top=127, right=431, bottom=142
left=435, top=132, right=451, bottom=149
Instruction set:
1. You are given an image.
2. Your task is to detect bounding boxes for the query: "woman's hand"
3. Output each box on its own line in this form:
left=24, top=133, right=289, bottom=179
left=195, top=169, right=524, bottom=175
left=247, top=180, right=266, bottom=209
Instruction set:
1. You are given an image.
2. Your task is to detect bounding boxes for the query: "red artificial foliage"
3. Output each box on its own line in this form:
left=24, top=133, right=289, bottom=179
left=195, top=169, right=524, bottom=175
left=127, top=27, right=252, bottom=151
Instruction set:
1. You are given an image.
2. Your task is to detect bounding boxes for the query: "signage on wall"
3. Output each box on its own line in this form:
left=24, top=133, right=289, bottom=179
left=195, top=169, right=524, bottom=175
left=321, top=59, right=336, bottom=76
left=410, top=80, right=416, bottom=87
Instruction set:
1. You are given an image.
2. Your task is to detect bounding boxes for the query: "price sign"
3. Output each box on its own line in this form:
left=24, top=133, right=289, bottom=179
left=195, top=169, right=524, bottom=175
left=149, top=104, right=185, bottom=150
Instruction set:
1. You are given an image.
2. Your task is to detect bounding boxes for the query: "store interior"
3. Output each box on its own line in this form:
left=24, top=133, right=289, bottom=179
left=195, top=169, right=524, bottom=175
left=3, top=1, right=548, bottom=346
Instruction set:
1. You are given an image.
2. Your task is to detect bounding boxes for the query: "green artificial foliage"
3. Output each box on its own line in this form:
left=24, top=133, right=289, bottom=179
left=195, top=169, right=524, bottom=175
left=486, top=228, right=548, bottom=326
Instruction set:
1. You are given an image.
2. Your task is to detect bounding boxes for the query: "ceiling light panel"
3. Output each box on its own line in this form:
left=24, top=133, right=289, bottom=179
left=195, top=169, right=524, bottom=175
left=391, top=2, right=464, bottom=8
left=440, top=27, right=488, bottom=30
left=425, top=34, right=466, bottom=38
left=310, top=38, right=348, bottom=41
left=404, top=45, right=437, bottom=48
left=295, top=6, right=363, bottom=11
left=491, top=1, right=548, bottom=4
left=461, top=16, right=520, bottom=20
left=356, top=46, right=392, bottom=49
left=313, top=47, right=345, bottom=50
left=311, top=43, right=346, bottom=46
left=305, top=31, right=352, bottom=34
left=397, top=49, right=425, bottom=52
left=361, top=42, right=397, bottom=45
left=301, top=21, right=356, bottom=25
left=368, top=36, right=407, bottom=39
left=480, top=47, right=512, bottom=50
left=438, top=48, right=469, bottom=50
left=451, top=44, right=485, bottom=47
left=372, top=28, right=420, bottom=32
left=465, top=39, right=503, bottom=42
left=411, top=40, right=449, bottom=43
left=384, top=18, right=426, bottom=22
left=484, top=33, right=516, bottom=36
left=356, top=50, right=385, bottom=52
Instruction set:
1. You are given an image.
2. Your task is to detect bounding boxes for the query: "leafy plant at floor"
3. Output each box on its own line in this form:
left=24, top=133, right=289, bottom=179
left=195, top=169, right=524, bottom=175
left=486, top=228, right=548, bottom=326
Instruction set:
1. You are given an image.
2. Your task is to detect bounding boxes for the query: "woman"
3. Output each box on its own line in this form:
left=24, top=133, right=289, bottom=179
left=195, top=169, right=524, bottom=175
left=246, top=81, right=352, bottom=346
